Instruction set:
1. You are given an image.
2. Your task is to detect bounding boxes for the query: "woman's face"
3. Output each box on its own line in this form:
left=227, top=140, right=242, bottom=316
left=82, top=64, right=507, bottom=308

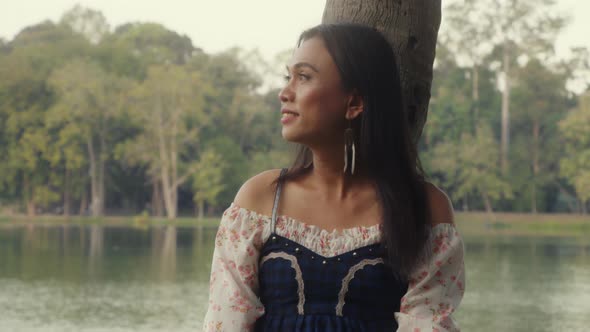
left=279, top=36, right=350, bottom=147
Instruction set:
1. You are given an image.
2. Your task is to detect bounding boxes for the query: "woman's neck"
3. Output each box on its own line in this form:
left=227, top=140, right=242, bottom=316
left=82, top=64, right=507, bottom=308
left=305, top=146, right=370, bottom=201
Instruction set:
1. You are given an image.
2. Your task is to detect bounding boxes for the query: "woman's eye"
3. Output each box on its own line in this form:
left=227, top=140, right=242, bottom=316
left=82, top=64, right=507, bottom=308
left=283, top=73, right=310, bottom=83
left=298, top=73, right=310, bottom=81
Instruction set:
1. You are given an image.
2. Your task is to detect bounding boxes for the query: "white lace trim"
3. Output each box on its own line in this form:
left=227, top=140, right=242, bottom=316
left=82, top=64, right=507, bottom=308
left=260, top=252, right=305, bottom=314
left=229, top=203, right=382, bottom=258
left=227, top=203, right=457, bottom=259
left=336, top=258, right=385, bottom=316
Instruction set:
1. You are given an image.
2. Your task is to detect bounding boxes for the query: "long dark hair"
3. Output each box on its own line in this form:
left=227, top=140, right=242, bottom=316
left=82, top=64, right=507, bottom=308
left=278, top=23, right=431, bottom=279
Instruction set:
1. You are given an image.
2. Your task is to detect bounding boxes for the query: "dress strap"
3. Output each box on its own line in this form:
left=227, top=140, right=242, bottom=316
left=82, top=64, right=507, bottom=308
left=271, top=168, right=288, bottom=232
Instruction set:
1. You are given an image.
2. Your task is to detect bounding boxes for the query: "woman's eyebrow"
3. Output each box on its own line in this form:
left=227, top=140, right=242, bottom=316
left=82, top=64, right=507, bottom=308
left=286, top=62, right=320, bottom=73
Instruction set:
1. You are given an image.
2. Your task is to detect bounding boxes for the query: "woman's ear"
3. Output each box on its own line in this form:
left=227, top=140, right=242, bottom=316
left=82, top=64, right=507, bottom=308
left=345, top=90, right=364, bottom=120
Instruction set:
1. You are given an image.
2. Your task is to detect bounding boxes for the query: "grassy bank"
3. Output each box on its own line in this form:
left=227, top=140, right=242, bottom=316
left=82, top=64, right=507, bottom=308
left=0, top=214, right=221, bottom=228
left=1, top=211, right=589, bottom=237
left=455, top=212, right=590, bottom=237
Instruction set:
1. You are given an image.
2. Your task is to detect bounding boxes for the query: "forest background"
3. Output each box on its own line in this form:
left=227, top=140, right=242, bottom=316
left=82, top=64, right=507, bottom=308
left=1, top=1, right=589, bottom=223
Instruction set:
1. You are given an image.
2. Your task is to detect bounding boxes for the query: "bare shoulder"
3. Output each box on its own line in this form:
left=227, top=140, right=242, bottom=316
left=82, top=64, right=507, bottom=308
left=425, top=182, right=455, bottom=226
left=234, top=169, right=284, bottom=215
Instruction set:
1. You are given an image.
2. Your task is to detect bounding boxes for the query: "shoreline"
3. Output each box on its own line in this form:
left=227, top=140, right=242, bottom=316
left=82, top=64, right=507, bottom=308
left=1, top=212, right=589, bottom=237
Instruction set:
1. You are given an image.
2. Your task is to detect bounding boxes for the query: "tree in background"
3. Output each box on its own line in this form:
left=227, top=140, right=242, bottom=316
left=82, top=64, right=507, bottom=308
left=511, top=59, right=569, bottom=213
left=442, top=0, right=495, bottom=131
left=430, top=124, right=512, bottom=213
left=487, top=0, right=566, bottom=172
left=559, top=92, right=590, bottom=214
left=191, top=149, right=227, bottom=221
left=117, top=64, right=208, bottom=219
left=0, top=22, right=90, bottom=216
left=1, top=4, right=588, bottom=217
left=60, top=4, right=110, bottom=45
left=48, top=59, right=128, bottom=216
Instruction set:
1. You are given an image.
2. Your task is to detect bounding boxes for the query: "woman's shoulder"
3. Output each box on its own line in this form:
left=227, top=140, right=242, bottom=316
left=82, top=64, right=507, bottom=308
left=424, top=182, right=455, bottom=226
left=234, top=169, right=283, bottom=216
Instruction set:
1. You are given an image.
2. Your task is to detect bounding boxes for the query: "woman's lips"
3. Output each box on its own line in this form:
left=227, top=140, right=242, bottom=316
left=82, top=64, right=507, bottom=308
left=281, top=109, right=299, bottom=124
left=281, top=112, right=298, bottom=124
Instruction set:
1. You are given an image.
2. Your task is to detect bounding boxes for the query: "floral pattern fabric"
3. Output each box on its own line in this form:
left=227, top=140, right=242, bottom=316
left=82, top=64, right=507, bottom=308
left=203, top=203, right=465, bottom=332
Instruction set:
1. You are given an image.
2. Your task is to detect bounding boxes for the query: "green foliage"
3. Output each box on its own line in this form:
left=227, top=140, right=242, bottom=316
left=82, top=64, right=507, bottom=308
left=107, top=22, right=194, bottom=66
left=0, top=5, right=587, bottom=217
left=192, top=149, right=227, bottom=217
left=60, top=4, right=110, bottom=44
left=429, top=124, right=512, bottom=212
left=559, top=92, right=590, bottom=204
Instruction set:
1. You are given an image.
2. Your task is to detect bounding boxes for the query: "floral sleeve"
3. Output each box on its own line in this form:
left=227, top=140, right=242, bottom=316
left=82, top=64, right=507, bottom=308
left=203, top=204, right=269, bottom=332
left=395, top=224, right=466, bottom=332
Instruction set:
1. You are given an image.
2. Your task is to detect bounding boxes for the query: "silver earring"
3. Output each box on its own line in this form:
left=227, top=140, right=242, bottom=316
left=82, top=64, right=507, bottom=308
left=343, top=121, right=355, bottom=175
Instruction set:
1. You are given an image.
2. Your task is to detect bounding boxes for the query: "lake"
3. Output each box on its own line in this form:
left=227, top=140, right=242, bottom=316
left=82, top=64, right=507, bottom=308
left=0, top=223, right=589, bottom=331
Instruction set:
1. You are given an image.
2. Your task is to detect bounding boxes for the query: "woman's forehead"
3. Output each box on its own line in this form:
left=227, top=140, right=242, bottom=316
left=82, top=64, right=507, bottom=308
left=289, top=37, right=334, bottom=71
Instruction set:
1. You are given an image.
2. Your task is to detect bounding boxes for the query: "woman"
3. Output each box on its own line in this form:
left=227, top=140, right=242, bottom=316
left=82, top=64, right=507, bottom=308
left=203, top=23, right=465, bottom=332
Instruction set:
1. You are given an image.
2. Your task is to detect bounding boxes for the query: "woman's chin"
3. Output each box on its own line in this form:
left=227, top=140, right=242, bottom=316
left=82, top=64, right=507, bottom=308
left=281, top=128, right=299, bottom=143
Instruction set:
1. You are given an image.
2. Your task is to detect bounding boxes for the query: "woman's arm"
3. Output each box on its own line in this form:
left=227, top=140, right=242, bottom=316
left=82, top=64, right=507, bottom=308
left=202, top=205, right=266, bottom=332
left=395, top=183, right=466, bottom=332
left=203, top=170, right=280, bottom=332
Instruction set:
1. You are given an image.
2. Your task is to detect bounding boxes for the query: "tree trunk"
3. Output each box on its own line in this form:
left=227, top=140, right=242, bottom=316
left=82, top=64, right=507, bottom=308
left=79, top=186, right=88, bottom=215
left=555, top=182, right=577, bottom=213
left=63, top=167, right=71, bottom=217
left=151, top=179, right=164, bottom=217
left=472, top=65, right=480, bottom=130
left=322, top=0, right=441, bottom=143
left=501, top=41, right=511, bottom=173
left=531, top=119, right=539, bottom=214
left=198, top=199, right=205, bottom=221
left=23, top=175, right=36, bottom=217
left=482, top=192, right=493, bottom=214
left=98, top=133, right=106, bottom=216
left=26, top=200, right=36, bottom=217
left=158, top=111, right=177, bottom=219
left=87, top=136, right=103, bottom=216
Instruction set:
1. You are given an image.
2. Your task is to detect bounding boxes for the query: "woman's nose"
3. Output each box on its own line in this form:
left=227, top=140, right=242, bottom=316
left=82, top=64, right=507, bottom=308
left=278, top=85, right=294, bottom=103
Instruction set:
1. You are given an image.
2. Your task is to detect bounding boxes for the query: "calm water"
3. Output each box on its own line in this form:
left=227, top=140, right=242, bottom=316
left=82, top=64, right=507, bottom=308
left=0, top=223, right=589, bottom=331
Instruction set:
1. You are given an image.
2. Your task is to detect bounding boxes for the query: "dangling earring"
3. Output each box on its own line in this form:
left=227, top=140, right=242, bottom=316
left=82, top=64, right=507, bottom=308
left=343, top=120, right=355, bottom=175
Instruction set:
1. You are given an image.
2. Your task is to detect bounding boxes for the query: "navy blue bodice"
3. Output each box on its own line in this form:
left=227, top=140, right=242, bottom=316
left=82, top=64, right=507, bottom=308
left=254, top=169, right=408, bottom=331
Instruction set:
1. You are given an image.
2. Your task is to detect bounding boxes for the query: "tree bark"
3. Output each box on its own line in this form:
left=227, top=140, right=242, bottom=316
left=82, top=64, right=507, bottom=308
left=322, top=0, right=441, bottom=143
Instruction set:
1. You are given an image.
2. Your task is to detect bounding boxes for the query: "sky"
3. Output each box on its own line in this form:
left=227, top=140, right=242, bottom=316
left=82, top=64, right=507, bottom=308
left=0, top=0, right=589, bottom=63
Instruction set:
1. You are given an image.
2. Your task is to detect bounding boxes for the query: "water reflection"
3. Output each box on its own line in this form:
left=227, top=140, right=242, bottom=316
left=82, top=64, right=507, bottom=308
left=0, top=224, right=589, bottom=331
left=88, top=225, right=104, bottom=277
left=458, top=236, right=590, bottom=331
left=151, top=226, right=177, bottom=280
left=0, top=224, right=216, bottom=282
